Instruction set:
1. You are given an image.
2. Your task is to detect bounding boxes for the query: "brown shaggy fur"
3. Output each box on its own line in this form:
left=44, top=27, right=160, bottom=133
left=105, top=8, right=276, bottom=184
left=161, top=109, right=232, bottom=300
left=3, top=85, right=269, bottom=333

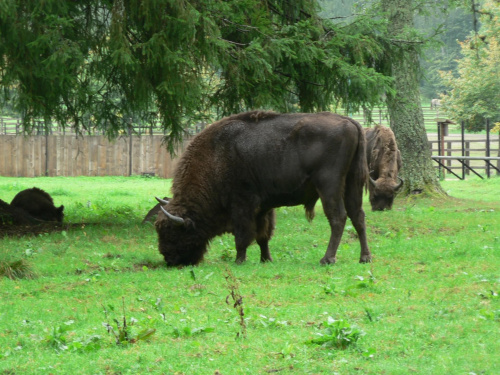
left=365, top=125, right=403, bottom=211
left=156, top=111, right=371, bottom=266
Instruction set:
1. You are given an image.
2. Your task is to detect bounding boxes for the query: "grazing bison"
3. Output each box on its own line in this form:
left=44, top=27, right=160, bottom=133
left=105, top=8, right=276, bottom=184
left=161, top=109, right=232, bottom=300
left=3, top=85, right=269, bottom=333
left=155, top=111, right=371, bottom=266
left=364, top=125, right=403, bottom=211
left=10, top=187, right=64, bottom=223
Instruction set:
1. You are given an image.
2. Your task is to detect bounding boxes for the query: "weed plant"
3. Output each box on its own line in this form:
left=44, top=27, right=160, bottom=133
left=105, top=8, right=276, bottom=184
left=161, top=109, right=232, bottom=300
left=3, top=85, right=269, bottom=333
left=0, top=175, right=499, bottom=374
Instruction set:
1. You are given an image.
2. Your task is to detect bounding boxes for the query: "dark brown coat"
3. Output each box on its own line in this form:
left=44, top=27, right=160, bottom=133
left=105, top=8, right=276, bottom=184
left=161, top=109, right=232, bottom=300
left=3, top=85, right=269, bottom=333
left=10, top=187, right=64, bottom=222
left=155, top=111, right=371, bottom=266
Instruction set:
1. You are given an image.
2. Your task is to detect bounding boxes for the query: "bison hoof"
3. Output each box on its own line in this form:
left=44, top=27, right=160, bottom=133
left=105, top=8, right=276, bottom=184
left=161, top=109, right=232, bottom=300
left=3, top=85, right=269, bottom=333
left=235, top=257, right=247, bottom=265
left=320, top=256, right=336, bottom=265
left=359, top=255, right=372, bottom=263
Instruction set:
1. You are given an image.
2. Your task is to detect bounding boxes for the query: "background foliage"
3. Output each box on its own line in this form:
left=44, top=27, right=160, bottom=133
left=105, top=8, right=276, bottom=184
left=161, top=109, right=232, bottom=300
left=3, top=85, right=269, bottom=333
left=0, top=0, right=393, bottom=148
left=440, top=0, right=500, bottom=131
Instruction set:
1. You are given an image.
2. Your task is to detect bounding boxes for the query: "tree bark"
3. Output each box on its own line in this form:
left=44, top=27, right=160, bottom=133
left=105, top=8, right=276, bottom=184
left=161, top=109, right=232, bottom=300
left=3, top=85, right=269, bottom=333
left=382, top=0, right=446, bottom=197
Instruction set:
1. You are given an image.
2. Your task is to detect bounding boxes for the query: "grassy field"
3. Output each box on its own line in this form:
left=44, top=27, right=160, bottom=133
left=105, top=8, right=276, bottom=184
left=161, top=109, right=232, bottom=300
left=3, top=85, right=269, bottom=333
left=0, top=176, right=499, bottom=374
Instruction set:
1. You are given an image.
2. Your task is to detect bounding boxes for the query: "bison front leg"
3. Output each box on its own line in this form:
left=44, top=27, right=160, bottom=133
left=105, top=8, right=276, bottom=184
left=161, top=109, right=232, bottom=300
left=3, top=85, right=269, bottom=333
left=232, top=213, right=257, bottom=264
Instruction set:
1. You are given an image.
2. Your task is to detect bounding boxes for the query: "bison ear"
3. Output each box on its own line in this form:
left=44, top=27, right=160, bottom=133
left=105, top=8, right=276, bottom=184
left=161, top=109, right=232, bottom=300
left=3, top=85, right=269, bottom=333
left=58, top=205, right=64, bottom=213
left=185, top=218, right=196, bottom=230
left=394, top=177, right=404, bottom=191
left=155, top=197, right=169, bottom=205
left=159, top=206, right=185, bottom=226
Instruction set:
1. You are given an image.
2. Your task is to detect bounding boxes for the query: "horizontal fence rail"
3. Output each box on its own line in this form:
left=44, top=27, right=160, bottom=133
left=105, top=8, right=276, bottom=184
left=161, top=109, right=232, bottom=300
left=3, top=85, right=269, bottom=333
left=428, top=119, right=500, bottom=179
left=431, top=156, right=500, bottom=179
left=0, top=106, right=447, bottom=136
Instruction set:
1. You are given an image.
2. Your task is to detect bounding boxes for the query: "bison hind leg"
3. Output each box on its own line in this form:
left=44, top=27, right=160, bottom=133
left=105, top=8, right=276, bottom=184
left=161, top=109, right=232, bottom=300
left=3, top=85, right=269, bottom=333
left=344, top=182, right=372, bottom=264
left=256, top=210, right=276, bottom=262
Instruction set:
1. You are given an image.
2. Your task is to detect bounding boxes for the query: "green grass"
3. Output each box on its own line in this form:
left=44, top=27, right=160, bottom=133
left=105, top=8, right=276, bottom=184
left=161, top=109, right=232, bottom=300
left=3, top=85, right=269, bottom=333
left=0, top=176, right=499, bottom=374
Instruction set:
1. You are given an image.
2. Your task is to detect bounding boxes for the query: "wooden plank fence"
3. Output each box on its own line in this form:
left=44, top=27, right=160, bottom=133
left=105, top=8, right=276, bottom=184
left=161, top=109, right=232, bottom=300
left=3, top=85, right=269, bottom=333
left=0, top=134, right=190, bottom=178
left=1, top=111, right=498, bottom=179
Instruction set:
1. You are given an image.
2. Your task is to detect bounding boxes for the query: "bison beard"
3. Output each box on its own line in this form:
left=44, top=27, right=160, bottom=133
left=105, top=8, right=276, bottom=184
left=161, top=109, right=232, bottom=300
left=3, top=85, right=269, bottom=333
left=364, top=126, right=403, bottom=211
left=155, top=111, right=371, bottom=266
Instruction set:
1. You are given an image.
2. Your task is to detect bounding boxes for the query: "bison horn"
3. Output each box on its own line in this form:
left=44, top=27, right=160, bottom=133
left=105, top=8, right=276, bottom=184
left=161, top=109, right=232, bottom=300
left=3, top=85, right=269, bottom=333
left=155, top=197, right=169, bottom=205
left=369, top=177, right=377, bottom=187
left=159, top=206, right=185, bottom=226
left=394, top=176, right=404, bottom=191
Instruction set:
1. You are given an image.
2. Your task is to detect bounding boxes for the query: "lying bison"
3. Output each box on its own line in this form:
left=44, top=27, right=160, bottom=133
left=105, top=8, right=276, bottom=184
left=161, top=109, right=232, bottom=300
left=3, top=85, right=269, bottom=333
left=155, top=111, right=371, bottom=266
left=364, top=125, right=403, bottom=211
left=10, top=187, right=64, bottom=223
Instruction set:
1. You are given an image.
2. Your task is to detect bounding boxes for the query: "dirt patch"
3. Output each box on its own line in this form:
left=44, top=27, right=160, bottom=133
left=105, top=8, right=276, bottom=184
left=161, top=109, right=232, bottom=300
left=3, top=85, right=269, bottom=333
left=0, top=221, right=71, bottom=238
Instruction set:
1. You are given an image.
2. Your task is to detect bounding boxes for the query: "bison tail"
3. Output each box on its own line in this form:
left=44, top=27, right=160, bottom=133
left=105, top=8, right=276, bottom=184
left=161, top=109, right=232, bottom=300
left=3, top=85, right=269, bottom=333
left=305, top=202, right=316, bottom=222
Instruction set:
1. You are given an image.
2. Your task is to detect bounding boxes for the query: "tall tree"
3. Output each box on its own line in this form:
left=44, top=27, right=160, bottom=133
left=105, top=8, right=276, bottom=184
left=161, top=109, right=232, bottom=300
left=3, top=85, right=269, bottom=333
left=379, top=0, right=445, bottom=196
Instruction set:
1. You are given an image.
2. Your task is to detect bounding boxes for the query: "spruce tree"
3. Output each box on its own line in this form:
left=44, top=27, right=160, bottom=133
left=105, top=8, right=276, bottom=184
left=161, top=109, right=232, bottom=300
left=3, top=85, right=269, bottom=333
left=0, top=0, right=391, bottom=151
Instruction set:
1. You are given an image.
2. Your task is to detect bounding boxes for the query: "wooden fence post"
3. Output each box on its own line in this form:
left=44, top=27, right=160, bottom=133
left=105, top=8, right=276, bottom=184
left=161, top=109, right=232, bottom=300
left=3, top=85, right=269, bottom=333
left=447, top=141, right=452, bottom=169
left=465, top=141, right=470, bottom=175
left=497, top=135, right=500, bottom=175
left=486, top=119, right=490, bottom=178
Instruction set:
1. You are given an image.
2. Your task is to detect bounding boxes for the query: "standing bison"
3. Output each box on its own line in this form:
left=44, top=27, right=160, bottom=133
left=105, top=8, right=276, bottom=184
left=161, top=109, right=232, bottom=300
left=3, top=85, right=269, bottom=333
left=10, top=187, right=64, bottom=223
left=155, top=111, right=371, bottom=266
left=364, top=125, right=403, bottom=211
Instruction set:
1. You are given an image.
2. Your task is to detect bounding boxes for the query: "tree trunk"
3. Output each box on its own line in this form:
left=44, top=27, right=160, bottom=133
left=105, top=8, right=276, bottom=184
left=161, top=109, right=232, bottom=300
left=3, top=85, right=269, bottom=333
left=382, top=0, right=446, bottom=197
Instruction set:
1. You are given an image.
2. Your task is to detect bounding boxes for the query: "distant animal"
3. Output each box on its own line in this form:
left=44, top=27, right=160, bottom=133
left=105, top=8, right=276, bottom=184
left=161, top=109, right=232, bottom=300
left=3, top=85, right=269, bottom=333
left=10, top=187, right=64, bottom=222
left=431, top=99, right=441, bottom=110
left=364, top=126, right=403, bottom=211
left=154, top=111, right=371, bottom=266
left=142, top=197, right=170, bottom=224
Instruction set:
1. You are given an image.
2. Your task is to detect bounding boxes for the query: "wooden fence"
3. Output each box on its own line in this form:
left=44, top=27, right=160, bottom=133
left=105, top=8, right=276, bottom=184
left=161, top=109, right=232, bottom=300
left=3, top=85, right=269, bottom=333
left=1, top=111, right=499, bottom=179
left=428, top=135, right=500, bottom=178
left=0, top=134, right=190, bottom=178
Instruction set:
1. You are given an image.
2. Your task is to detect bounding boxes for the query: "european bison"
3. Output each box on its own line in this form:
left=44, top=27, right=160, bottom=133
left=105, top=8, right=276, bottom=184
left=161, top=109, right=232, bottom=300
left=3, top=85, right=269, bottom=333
left=155, top=111, right=371, bottom=266
left=10, top=187, right=64, bottom=223
left=364, top=125, right=403, bottom=211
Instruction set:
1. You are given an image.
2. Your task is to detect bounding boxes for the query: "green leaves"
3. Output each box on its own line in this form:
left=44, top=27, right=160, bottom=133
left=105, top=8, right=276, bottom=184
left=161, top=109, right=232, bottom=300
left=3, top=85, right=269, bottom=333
left=440, top=0, right=500, bottom=131
left=307, top=317, right=364, bottom=349
left=1, top=0, right=395, bottom=147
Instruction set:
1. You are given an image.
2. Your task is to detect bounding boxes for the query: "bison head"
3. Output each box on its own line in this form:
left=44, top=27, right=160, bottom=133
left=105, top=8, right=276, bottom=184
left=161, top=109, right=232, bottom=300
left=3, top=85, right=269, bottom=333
left=50, top=205, right=65, bottom=223
left=154, top=197, right=207, bottom=266
left=34, top=204, right=65, bottom=222
left=368, top=176, right=403, bottom=211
